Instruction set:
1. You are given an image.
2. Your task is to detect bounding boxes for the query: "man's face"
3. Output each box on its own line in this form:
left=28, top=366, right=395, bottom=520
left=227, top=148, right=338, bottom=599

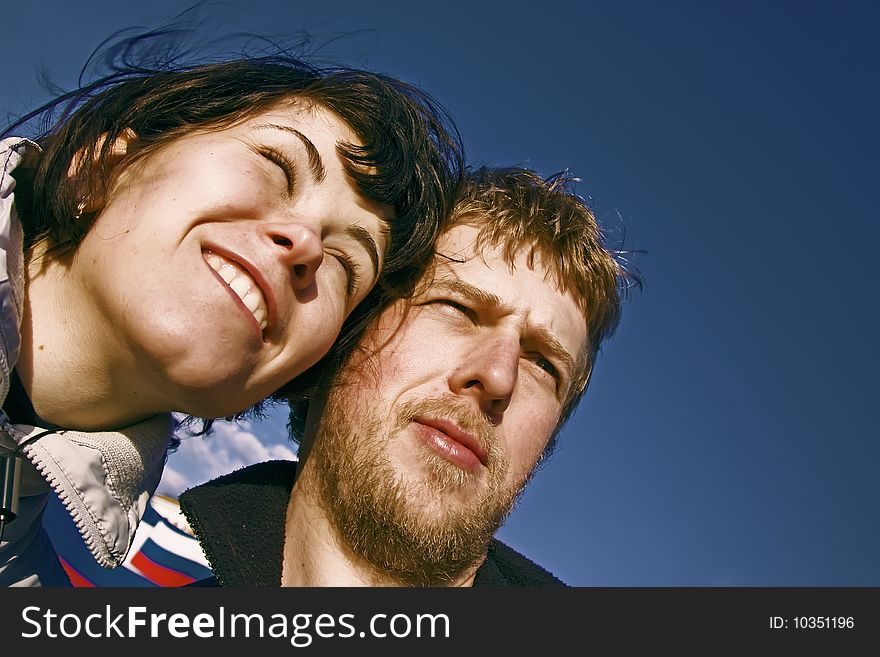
left=305, top=222, right=587, bottom=584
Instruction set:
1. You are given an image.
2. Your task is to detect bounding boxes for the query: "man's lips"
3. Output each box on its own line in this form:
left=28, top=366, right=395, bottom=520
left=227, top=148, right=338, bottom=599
left=413, top=416, right=489, bottom=471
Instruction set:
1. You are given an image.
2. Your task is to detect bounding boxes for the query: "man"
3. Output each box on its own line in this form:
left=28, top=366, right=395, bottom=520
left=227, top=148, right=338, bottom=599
left=179, top=166, right=631, bottom=586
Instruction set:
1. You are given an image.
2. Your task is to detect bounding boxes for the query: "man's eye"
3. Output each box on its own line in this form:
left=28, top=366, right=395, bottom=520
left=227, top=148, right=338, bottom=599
left=260, top=148, right=295, bottom=195
left=530, top=355, right=559, bottom=381
left=431, top=299, right=476, bottom=322
left=329, top=250, right=361, bottom=299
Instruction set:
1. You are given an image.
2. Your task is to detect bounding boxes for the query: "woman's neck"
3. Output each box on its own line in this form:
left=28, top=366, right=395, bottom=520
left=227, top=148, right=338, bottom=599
left=19, top=245, right=160, bottom=430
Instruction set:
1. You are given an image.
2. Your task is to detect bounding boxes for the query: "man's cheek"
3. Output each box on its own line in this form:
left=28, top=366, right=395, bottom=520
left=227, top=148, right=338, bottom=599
left=510, top=422, right=555, bottom=475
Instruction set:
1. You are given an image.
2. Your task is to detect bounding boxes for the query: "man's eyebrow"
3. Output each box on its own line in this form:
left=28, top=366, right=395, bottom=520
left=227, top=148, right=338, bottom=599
left=347, top=224, right=380, bottom=283
left=431, top=276, right=576, bottom=380
left=253, top=123, right=326, bottom=183
left=528, top=325, right=577, bottom=383
left=430, top=277, right=512, bottom=313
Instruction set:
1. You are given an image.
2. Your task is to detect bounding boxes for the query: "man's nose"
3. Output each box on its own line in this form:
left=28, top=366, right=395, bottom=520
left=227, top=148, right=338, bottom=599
left=265, top=223, right=324, bottom=291
left=449, top=336, right=519, bottom=423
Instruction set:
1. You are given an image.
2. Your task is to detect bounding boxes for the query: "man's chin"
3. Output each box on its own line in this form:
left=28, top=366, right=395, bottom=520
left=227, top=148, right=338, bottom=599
left=353, top=487, right=512, bottom=586
left=311, top=389, right=516, bottom=585
left=420, top=460, right=488, bottom=496
left=397, top=490, right=488, bottom=529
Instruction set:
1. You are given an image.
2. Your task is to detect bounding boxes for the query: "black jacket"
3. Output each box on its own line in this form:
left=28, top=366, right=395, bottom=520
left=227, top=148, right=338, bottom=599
left=179, top=460, right=566, bottom=587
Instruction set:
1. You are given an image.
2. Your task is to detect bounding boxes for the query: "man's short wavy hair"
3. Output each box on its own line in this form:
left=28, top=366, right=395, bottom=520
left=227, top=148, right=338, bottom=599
left=290, top=166, right=638, bottom=451
left=445, top=167, right=637, bottom=448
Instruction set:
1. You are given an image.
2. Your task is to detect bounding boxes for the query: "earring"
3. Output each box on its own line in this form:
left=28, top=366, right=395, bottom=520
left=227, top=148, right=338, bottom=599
left=73, top=199, right=87, bottom=220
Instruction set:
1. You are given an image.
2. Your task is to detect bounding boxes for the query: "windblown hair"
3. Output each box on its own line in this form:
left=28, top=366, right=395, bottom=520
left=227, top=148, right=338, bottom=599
left=445, top=167, right=638, bottom=445
left=3, top=31, right=464, bottom=300
left=2, top=29, right=464, bottom=428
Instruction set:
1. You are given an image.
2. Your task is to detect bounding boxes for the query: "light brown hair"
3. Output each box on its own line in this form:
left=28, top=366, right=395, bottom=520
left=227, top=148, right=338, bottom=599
left=446, top=167, right=637, bottom=447
left=291, top=166, right=638, bottom=448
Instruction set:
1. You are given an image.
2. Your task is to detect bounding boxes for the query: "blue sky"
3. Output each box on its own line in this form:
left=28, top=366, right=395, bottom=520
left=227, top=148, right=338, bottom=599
left=4, top=0, right=878, bottom=586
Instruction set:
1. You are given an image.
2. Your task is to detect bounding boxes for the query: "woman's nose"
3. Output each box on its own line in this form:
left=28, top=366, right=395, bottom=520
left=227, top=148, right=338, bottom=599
left=267, top=224, right=324, bottom=291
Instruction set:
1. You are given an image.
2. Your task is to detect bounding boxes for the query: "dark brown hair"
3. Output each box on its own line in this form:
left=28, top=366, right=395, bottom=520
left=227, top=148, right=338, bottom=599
left=4, top=40, right=464, bottom=298
left=3, top=28, right=464, bottom=432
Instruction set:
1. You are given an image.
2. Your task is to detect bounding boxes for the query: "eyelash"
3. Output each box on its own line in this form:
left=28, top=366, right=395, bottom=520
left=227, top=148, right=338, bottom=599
left=531, top=356, right=560, bottom=382
left=260, top=147, right=295, bottom=195
left=260, top=148, right=363, bottom=298
left=433, top=299, right=477, bottom=323
left=331, top=250, right=361, bottom=298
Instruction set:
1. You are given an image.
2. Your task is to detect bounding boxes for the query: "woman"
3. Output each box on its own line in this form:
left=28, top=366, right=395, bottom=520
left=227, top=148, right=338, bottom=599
left=0, top=35, right=463, bottom=586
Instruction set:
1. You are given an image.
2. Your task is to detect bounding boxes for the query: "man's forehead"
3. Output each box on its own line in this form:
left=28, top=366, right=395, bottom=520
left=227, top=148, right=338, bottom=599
left=430, top=224, right=564, bottom=305
left=424, top=228, right=588, bottom=353
left=433, top=222, right=482, bottom=259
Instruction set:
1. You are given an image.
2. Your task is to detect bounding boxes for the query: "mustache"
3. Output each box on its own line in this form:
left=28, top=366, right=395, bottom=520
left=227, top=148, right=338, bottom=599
left=394, top=395, right=496, bottom=457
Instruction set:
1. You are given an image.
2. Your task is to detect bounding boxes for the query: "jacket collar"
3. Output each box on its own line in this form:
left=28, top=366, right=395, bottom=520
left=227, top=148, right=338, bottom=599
left=179, top=460, right=566, bottom=587
left=15, top=416, right=173, bottom=568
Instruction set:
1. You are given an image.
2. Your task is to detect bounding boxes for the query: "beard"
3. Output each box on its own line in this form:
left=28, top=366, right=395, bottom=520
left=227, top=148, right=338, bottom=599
left=303, top=387, right=525, bottom=586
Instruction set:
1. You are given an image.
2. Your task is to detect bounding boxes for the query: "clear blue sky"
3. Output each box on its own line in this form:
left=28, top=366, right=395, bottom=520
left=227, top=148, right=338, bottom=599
left=4, top=0, right=878, bottom=586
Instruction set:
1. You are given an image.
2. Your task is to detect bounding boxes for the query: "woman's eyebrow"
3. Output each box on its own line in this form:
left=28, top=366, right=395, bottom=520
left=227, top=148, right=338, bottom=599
left=254, top=122, right=380, bottom=283
left=347, top=224, right=380, bottom=282
left=252, top=123, right=326, bottom=183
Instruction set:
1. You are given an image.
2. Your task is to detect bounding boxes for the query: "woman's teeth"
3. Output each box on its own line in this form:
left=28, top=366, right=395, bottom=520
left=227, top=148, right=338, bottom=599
left=204, top=251, right=268, bottom=330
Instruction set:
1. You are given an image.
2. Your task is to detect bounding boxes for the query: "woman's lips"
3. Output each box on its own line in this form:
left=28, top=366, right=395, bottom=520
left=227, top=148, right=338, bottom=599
left=203, top=251, right=268, bottom=329
left=202, top=247, right=281, bottom=342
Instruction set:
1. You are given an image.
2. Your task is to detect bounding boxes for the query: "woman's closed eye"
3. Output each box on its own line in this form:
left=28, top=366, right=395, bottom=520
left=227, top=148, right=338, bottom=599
left=259, top=147, right=296, bottom=195
left=328, top=249, right=361, bottom=299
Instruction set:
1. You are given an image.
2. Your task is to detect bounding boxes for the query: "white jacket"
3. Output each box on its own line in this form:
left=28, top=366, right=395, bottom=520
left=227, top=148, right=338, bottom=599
left=0, top=137, right=172, bottom=586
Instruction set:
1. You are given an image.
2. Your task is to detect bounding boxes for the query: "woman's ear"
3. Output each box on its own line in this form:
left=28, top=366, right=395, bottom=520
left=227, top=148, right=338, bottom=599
left=67, top=127, right=138, bottom=176
left=66, top=128, right=138, bottom=215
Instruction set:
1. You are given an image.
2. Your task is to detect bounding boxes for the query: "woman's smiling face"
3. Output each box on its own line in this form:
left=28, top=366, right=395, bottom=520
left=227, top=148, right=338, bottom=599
left=73, top=101, right=389, bottom=417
